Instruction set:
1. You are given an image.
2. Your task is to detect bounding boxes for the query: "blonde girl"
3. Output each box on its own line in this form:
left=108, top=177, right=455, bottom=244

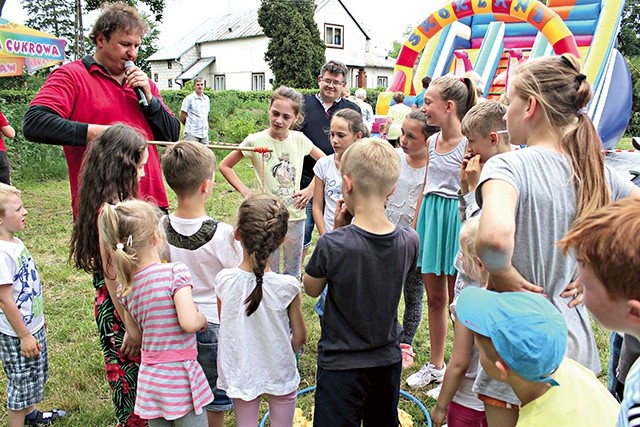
left=474, top=54, right=640, bottom=426
left=220, top=86, right=324, bottom=279
left=407, top=76, right=477, bottom=389
left=431, top=217, right=488, bottom=427
left=216, top=194, right=306, bottom=427
left=98, top=200, right=213, bottom=426
left=312, top=109, right=368, bottom=235
left=385, top=110, right=438, bottom=368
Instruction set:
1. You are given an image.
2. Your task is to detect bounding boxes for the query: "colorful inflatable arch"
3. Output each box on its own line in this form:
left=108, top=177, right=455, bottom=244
left=377, top=0, right=579, bottom=115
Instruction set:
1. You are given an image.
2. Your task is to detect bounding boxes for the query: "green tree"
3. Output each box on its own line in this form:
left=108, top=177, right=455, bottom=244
left=136, top=11, right=159, bottom=74
left=21, top=0, right=89, bottom=59
left=388, top=25, right=416, bottom=59
left=85, top=0, right=166, bottom=22
left=258, top=0, right=325, bottom=89
left=619, top=0, right=640, bottom=57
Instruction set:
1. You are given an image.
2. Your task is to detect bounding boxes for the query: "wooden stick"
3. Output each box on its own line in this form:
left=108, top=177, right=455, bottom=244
left=147, top=141, right=272, bottom=153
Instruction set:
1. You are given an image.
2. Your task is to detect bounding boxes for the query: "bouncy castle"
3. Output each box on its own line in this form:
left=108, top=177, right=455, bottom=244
left=376, top=0, right=631, bottom=148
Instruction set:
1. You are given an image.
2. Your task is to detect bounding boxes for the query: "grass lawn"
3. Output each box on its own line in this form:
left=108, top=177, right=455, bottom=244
left=0, top=161, right=613, bottom=426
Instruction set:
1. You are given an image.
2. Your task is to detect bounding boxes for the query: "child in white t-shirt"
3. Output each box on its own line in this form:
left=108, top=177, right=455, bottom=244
left=216, top=193, right=306, bottom=426
left=160, top=141, right=243, bottom=427
left=0, top=183, right=66, bottom=427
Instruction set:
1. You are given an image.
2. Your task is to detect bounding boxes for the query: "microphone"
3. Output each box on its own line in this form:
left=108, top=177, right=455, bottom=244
left=124, top=61, right=149, bottom=108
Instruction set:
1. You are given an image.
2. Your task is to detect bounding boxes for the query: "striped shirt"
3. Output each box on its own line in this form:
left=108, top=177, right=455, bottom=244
left=619, top=358, right=640, bottom=426
left=121, top=262, right=213, bottom=420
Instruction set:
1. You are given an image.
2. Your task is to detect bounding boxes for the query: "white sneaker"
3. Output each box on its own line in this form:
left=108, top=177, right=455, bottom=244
left=426, top=383, right=443, bottom=399
left=406, top=363, right=446, bottom=388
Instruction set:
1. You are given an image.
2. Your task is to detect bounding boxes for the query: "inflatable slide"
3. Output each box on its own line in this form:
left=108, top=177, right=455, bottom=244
left=377, top=0, right=631, bottom=148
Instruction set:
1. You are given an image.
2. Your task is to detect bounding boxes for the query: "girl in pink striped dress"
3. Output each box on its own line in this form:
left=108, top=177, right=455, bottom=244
left=98, top=199, right=213, bottom=427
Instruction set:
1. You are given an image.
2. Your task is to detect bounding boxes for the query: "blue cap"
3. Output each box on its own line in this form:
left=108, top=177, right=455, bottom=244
left=456, top=287, right=568, bottom=386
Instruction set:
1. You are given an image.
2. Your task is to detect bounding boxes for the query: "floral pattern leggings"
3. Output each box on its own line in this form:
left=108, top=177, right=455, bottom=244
left=93, top=271, right=147, bottom=427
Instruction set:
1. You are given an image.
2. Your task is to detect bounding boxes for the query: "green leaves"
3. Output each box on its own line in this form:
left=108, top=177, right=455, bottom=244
left=258, top=0, right=325, bottom=89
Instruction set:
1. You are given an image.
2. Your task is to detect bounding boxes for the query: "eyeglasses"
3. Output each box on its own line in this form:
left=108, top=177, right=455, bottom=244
left=496, top=130, right=509, bottom=135
left=320, top=78, right=344, bottom=87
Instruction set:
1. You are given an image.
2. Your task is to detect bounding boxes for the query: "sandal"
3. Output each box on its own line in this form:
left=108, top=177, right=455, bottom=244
left=25, top=409, right=67, bottom=425
left=400, top=343, right=415, bottom=369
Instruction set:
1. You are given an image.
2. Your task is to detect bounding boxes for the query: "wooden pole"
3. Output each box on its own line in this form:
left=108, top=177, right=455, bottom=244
left=148, top=141, right=272, bottom=153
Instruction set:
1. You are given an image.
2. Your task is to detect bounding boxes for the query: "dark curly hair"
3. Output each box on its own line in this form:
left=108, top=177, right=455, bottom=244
left=70, top=123, right=148, bottom=273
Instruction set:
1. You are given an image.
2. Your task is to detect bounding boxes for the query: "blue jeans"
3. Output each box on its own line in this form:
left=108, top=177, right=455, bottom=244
left=196, top=322, right=233, bottom=412
left=304, top=200, right=315, bottom=248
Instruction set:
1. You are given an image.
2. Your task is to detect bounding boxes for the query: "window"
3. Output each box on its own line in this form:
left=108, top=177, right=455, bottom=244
left=325, top=24, right=343, bottom=48
left=167, top=60, right=172, bottom=69
left=214, top=75, right=225, bottom=91
left=167, top=79, right=173, bottom=88
left=153, top=73, right=158, bottom=82
left=252, top=73, right=265, bottom=91
left=377, top=76, right=388, bottom=88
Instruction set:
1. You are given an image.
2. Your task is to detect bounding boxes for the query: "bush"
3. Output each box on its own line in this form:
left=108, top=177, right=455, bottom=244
left=626, top=55, right=640, bottom=137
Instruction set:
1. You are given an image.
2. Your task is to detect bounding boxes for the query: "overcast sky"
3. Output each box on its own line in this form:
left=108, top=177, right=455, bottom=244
left=2, top=0, right=445, bottom=54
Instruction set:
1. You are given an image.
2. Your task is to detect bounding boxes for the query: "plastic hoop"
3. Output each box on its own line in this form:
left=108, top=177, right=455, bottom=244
left=258, top=386, right=432, bottom=427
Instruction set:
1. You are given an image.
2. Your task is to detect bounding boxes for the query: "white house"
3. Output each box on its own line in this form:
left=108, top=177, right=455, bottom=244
left=148, top=0, right=395, bottom=91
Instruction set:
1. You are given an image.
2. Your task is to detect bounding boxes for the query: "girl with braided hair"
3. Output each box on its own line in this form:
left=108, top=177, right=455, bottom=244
left=215, top=193, right=306, bottom=427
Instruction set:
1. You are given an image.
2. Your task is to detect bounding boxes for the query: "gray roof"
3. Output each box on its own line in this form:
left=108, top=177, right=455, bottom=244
left=148, top=17, right=217, bottom=60
left=150, top=0, right=370, bottom=61
left=197, top=9, right=263, bottom=43
left=175, top=57, right=216, bottom=81
left=364, top=52, right=395, bottom=68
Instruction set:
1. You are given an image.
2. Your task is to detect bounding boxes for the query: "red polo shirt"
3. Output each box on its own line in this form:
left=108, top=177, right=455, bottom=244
left=30, top=58, right=170, bottom=210
left=0, top=112, right=8, bottom=152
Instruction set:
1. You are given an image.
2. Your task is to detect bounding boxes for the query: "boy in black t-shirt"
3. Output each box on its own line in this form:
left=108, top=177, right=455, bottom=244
left=304, top=138, right=420, bottom=426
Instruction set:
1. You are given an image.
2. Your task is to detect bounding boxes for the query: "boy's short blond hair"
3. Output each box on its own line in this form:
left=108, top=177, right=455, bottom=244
left=459, top=217, right=487, bottom=284
left=0, top=183, right=21, bottom=216
left=161, top=141, right=216, bottom=196
left=461, top=101, right=507, bottom=139
left=559, top=198, right=640, bottom=300
left=340, top=138, right=400, bottom=198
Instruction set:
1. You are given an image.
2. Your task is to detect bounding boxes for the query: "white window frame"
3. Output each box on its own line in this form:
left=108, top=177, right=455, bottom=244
left=153, top=73, right=158, bottom=82
left=214, top=74, right=225, bottom=91
left=252, top=73, right=265, bottom=91
left=324, top=24, right=344, bottom=48
left=377, top=76, right=388, bottom=88
left=167, top=60, right=172, bottom=69
left=167, top=79, right=173, bottom=88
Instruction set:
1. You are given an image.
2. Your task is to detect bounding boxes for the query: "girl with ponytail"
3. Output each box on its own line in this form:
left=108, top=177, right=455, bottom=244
left=97, top=199, right=212, bottom=426
left=474, top=54, right=640, bottom=426
left=215, top=193, right=306, bottom=427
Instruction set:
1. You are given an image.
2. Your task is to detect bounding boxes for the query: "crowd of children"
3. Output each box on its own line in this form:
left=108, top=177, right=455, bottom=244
left=3, top=53, right=640, bottom=427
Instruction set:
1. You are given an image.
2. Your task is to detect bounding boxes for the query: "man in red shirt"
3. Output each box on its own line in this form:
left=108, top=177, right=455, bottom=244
left=23, top=3, right=179, bottom=214
left=22, top=5, right=179, bottom=427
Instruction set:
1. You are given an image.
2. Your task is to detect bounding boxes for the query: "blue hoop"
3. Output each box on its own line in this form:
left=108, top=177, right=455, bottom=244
left=259, top=386, right=432, bottom=427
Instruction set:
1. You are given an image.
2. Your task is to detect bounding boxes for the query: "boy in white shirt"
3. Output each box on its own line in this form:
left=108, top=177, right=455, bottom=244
left=160, top=141, right=242, bottom=427
left=0, top=183, right=66, bottom=426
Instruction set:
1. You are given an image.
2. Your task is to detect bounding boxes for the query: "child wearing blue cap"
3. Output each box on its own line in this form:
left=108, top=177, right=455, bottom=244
left=456, top=287, right=619, bottom=426
left=559, top=197, right=640, bottom=427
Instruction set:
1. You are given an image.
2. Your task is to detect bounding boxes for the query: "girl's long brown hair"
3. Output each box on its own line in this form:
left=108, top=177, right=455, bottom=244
left=70, top=123, right=148, bottom=273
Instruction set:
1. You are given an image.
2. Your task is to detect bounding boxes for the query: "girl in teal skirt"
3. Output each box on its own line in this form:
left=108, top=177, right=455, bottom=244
left=406, top=76, right=477, bottom=390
